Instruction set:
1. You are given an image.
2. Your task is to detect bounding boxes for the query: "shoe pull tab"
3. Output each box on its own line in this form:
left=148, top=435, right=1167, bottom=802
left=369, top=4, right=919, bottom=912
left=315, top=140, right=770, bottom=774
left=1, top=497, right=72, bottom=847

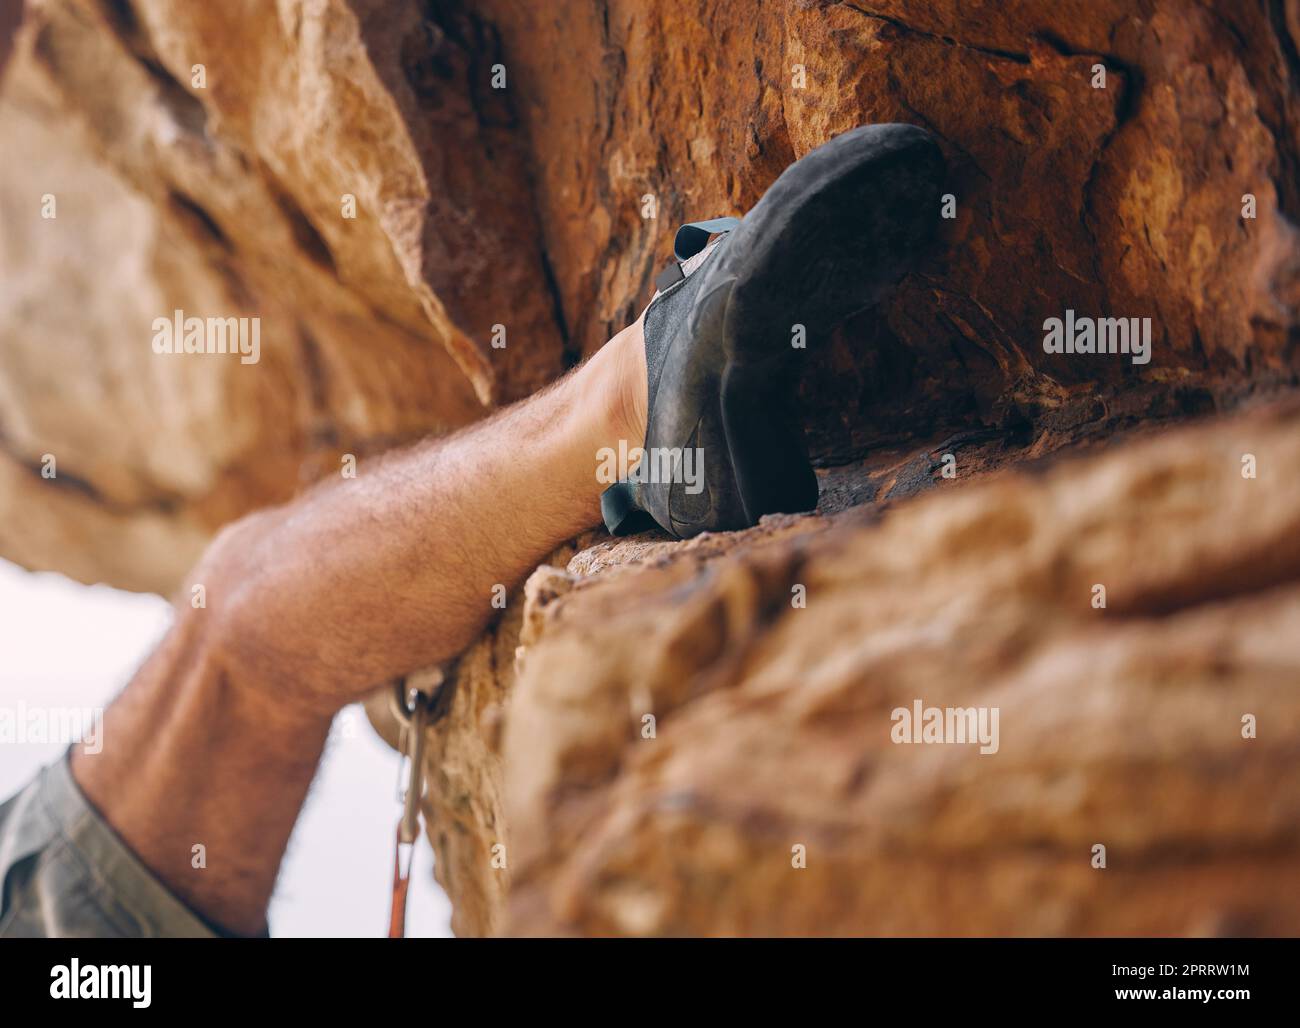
left=656, top=216, right=742, bottom=294
left=673, top=216, right=742, bottom=262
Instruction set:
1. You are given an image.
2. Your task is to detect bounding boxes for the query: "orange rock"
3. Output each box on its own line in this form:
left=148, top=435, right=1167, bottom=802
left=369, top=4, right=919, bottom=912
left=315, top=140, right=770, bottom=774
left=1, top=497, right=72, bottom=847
left=477, top=398, right=1300, bottom=936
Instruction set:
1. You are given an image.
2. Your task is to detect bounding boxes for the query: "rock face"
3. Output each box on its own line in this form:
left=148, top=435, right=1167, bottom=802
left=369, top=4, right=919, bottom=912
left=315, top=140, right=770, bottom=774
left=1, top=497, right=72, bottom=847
left=4, top=1, right=1300, bottom=934
left=474, top=0, right=1300, bottom=469
left=1, top=0, right=566, bottom=591
left=395, top=398, right=1300, bottom=936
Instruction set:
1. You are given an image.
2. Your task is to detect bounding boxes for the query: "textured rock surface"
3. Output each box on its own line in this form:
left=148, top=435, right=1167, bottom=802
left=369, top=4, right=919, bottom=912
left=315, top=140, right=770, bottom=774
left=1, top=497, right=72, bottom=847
left=408, top=397, right=1300, bottom=936
left=1, top=0, right=566, bottom=591
left=4, top=1, right=1300, bottom=935
left=477, top=0, right=1300, bottom=454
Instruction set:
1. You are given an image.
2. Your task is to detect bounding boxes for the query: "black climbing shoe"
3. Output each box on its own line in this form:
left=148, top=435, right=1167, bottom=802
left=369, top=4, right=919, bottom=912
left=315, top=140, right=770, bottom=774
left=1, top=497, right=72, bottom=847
left=601, top=122, right=946, bottom=539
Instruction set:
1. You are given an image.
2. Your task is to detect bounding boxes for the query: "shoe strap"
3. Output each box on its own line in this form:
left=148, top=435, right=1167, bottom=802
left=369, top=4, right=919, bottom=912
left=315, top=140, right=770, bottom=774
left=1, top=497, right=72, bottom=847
left=672, top=216, right=740, bottom=262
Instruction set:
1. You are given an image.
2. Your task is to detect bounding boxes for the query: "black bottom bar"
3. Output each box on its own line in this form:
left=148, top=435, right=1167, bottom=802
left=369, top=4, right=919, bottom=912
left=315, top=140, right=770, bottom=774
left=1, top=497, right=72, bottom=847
left=1, top=937, right=1285, bottom=1015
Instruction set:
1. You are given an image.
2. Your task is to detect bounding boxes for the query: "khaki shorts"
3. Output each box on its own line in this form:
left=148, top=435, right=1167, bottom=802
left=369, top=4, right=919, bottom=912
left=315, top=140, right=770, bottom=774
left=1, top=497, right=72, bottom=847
left=0, top=753, right=222, bottom=938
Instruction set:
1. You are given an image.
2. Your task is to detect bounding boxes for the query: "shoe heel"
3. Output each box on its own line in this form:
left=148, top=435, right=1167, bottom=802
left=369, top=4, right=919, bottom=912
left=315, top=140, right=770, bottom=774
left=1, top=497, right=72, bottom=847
left=719, top=361, right=819, bottom=525
left=601, top=480, right=659, bottom=536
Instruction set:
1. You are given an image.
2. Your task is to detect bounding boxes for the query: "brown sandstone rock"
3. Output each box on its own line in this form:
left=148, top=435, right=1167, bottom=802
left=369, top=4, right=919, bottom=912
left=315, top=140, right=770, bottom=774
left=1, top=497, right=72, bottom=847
left=1, top=0, right=566, bottom=590
left=417, top=397, right=1300, bottom=936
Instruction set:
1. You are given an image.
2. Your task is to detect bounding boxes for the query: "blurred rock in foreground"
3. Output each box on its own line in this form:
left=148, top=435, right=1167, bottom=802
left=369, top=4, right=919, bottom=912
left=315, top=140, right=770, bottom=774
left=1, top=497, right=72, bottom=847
left=402, top=397, right=1300, bottom=936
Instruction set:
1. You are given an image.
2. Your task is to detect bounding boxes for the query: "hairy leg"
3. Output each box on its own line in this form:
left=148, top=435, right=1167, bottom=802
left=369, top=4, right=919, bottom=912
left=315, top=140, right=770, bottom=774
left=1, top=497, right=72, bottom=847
left=71, top=316, right=648, bottom=935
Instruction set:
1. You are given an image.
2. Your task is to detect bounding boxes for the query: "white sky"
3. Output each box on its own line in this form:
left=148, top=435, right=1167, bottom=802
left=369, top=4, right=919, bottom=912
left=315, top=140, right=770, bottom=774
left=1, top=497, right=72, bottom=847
left=0, top=557, right=451, bottom=937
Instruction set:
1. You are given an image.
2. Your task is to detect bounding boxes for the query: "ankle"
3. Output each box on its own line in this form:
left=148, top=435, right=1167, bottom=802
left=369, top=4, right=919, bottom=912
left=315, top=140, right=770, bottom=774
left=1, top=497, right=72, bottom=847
left=603, top=313, right=649, bottom=447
